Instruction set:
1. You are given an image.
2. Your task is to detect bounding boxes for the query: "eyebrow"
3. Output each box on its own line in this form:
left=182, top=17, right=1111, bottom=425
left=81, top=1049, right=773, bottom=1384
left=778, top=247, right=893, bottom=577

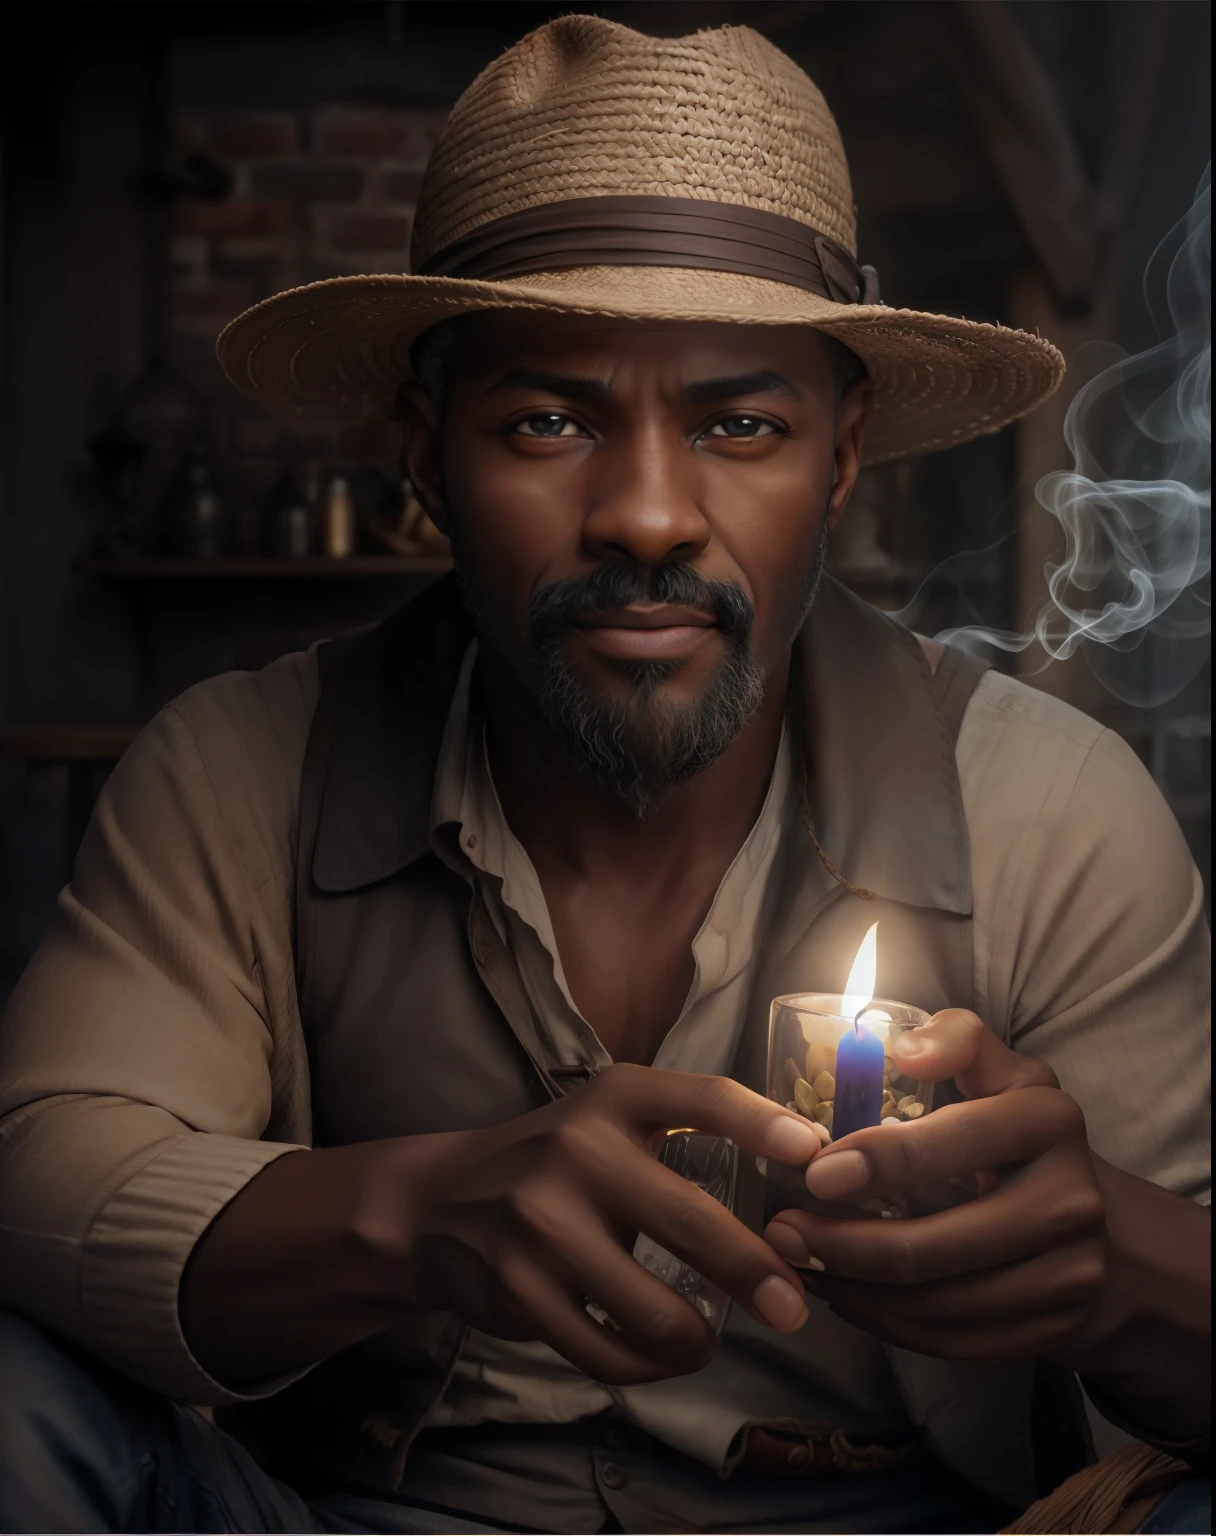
left=485, top=365, right=806, bottom=406
left=486, top=367, right=613, bottom=403
left=681, top=370, right=806, bottom=404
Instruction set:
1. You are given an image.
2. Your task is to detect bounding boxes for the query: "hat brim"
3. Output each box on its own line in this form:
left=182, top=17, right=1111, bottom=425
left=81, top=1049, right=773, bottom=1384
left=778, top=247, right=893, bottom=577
left=216, top=264, right=1063, bottom=466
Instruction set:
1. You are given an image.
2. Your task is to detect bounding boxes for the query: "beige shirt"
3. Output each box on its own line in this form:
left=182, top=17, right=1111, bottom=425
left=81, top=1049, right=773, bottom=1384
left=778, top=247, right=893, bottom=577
left=0, top=630, right=1209, bottom=1464
left=425, top=643, right=799, bottom=1431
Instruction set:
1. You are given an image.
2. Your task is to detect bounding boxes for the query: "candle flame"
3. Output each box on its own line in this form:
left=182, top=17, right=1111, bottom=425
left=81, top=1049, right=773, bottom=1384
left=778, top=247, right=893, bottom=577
left=842, top=922, right=879, bottom=1019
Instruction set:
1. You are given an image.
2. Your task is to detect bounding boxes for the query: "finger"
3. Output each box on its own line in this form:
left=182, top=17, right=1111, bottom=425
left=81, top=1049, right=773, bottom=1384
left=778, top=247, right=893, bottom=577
left=593, top=1063, right=823, bottom=1165
left=559, top=1129, right=809, bottom=1333
left=495, top=1243, right=683, bottom=1386
left=805, top=1240, right=1105, bottom=1325
left=803, top=1089, right=1087, bottom=1200
left=541, top=1203, right=720, bottom=1375
left=518, top=1123, right=809, bottom=1334
left=889, top=1009, right=1058, bottom=1098
left=767, top=1152, right=1104, bottom=1283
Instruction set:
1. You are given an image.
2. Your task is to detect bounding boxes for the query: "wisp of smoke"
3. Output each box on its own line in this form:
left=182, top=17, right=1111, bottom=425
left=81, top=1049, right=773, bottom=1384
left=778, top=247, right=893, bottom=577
left=937, top=167, right=1211, bottom=706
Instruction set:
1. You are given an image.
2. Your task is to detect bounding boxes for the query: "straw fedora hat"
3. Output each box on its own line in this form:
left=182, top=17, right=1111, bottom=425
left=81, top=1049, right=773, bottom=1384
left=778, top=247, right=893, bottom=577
left=217, top=14, right=1064, bottom=465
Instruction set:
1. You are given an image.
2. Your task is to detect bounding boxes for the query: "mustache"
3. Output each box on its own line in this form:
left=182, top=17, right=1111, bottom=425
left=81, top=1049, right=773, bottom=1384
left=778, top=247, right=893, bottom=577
left=529, top=563, right=754, bottom=648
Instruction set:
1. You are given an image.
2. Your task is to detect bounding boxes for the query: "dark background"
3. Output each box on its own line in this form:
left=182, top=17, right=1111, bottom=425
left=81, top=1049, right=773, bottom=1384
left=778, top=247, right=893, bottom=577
left=0, top=0, right=1210, bottom=1003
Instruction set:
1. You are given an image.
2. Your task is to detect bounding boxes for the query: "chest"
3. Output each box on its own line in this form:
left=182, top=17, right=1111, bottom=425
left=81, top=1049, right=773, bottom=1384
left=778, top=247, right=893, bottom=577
left=298, top=859, right=551, bottom=1147
left=539, top=869, right=720, bottom=1064
left=297, top=843, right=976, bottom=1154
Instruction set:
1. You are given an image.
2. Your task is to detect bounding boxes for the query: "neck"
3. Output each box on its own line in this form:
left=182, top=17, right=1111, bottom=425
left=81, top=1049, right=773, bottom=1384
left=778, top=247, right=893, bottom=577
left=479, top=645, right=792, bottom=885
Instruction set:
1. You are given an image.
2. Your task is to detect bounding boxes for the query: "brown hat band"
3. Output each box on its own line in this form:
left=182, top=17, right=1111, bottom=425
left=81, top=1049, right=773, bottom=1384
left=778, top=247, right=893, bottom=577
left=416, top=195, right=881, bottom=305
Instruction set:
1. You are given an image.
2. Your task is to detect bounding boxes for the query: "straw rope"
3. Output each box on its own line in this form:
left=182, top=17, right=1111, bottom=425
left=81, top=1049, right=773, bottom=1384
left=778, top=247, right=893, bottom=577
left=1000, top=1443, right=1193, bottom=1534
left=216, top=14, right=1066, bottom=464
left=412, top=17, right=856, bottom=262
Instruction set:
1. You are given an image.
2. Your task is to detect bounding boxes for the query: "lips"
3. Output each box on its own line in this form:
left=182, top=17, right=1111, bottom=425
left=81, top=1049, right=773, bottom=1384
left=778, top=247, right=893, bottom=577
left=573, top=602, right=717, bottom=632
left=571, top=602, right=719, bottom=661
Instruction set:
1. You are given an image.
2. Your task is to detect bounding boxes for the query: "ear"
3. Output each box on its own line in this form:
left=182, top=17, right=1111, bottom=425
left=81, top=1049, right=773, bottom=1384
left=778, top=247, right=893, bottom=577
left=399, top=381, right=448, bottom=533
left=826, top=378, right=872, bottom=534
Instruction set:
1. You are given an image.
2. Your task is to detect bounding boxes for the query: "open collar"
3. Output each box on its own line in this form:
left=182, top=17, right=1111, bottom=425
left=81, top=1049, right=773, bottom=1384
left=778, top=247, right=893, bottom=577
left=311, top=573, right=971, bottom=916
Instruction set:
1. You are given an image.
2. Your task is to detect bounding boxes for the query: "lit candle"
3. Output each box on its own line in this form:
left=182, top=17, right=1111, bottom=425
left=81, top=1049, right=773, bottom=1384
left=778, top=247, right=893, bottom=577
left=833, top=922, right=886, bottom=1140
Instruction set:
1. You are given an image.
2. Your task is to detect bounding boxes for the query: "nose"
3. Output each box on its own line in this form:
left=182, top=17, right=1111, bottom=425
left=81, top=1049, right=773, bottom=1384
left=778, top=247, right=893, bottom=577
left=580, top=426, right=711, bottom=567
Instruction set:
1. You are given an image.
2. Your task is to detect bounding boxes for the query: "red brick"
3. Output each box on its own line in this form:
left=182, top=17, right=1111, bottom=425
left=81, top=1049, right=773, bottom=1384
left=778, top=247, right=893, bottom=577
left=250, top=161, right=364, bottom=202
left=173, top=199, right=295, bottom=239
left=168, top=337, right=232, bottom=398
left=170, top=312, right=245, bottom=342
left=313, top=107, right=446, bottom=163
left=172, top=112, right=209, bottom=156
left=172, top=277, right=259, bottom=317
left=326, top=212, right=411, bottom=254
left=212, top=241, right=284, bottom=288
left=227, top=412, right=283, bottom=457
left=298, top=260, right=353, bottom=285
left=379, top=165, right=425, bottom=205
left=208, top=111, right=298, bottom=159
left=168, top=234, right=209, bottom=289
left=170, top=277, right=262, bottom=341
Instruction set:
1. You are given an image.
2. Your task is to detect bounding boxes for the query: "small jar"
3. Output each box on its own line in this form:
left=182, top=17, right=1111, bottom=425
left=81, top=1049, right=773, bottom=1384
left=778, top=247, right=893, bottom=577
left=170, top=440, right=226, bottom=558
left=321, top=472, right=356, bottom=558
left=264, top=471, right=314, bottom=559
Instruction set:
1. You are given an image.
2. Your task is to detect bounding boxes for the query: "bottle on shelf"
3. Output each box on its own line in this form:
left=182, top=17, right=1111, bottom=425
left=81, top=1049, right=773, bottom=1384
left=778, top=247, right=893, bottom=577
left=321, top=471, right=356, bottom=558
left=263, top=470, right=315, bottom=559
left=168, top=439, right=227, bottom=558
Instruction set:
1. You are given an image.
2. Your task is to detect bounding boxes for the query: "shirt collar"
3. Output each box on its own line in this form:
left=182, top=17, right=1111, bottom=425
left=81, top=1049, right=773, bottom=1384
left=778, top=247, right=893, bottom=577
left=311, top=573, right=971, bottom=916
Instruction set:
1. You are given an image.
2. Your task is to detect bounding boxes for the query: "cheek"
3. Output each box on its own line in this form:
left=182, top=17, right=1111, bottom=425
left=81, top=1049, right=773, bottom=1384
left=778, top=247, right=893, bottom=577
left=706, top=448, right=833, bottom=658
left=443, top=430, right=587, bottom=624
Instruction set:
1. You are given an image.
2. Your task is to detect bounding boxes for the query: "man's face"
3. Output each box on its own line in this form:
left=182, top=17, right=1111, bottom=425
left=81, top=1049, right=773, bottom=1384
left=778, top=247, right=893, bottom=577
left=404, top=314, right=868, bottom=810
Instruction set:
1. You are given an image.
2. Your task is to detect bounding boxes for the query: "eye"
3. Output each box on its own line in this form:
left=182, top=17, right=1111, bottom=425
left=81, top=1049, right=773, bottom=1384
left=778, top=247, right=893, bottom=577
left=704, top=415, right=782, bottom=439
left=511, top=412, right=585, bottom=439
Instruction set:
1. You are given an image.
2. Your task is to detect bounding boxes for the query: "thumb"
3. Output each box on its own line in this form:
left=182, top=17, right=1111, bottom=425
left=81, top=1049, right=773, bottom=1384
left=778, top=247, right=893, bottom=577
left=889, top=1008, right=1057, bottom=1099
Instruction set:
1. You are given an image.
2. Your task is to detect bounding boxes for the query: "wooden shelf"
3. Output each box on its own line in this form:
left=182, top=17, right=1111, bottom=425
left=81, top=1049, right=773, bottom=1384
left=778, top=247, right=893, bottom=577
left=0, top=727, right=138, bottom=761
left=73, top=555, right=452, bottom=580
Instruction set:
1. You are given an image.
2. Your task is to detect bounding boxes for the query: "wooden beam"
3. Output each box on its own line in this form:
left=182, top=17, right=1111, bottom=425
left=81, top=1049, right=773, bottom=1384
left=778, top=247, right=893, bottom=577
left=936, top=0, right=1097, bottom=307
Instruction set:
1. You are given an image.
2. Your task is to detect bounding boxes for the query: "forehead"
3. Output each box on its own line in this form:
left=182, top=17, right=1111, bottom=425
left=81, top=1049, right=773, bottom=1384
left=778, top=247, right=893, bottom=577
left=451, top=312, right=835, bottom=388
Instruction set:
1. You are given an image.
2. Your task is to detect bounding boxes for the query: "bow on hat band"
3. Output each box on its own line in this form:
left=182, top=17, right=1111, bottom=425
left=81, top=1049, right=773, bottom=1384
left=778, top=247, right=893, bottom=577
left=417, top=195, right=881, bottom=306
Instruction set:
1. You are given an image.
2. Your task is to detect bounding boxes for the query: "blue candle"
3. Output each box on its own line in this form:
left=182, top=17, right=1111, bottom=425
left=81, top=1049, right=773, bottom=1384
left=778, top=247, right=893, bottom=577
left=833, top=1020, right=885, bottom=1139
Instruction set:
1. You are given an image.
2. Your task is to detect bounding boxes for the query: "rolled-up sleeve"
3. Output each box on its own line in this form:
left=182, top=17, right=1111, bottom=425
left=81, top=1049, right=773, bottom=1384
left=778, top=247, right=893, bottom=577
left=0, top=687, right=311, bottom=1404
left=962, top=675, right=1210, bottom=1203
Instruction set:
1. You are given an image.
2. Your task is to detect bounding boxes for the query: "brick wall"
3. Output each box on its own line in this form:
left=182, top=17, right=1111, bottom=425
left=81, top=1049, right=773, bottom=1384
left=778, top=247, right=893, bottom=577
left=167, top=105, right=449, bottom=543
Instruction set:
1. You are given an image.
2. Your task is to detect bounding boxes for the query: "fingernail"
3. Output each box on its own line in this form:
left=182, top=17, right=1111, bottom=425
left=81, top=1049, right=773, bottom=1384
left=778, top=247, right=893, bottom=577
left=805, top=1149, right=870, bottom=1199
left=767, top=1224, right=828, bottom=1272
left=764, top=1115, right=822, bottom=1162
left=752, top=1274, right=809, bottom=1332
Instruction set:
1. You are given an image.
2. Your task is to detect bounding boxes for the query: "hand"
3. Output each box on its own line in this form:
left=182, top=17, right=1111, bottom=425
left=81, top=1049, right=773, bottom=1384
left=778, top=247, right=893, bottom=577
left=371, top=1064, right=820, bottom=1384
left=764, top=1010, right=1110, bottom=1364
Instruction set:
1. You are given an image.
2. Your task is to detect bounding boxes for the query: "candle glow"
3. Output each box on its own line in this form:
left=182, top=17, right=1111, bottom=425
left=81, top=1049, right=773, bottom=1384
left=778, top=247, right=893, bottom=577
left=841, top=921, right=879, bottom=1019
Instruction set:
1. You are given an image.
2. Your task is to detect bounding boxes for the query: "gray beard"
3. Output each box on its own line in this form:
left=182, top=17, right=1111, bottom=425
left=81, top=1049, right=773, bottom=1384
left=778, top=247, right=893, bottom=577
left=528, top=528, right=829, bottom=818
left=532, top=635, right=765, bottom=817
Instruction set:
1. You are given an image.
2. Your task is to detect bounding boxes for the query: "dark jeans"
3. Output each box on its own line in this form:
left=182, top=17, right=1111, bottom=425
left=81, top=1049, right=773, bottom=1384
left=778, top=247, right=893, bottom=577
left=0, top=1311, right=1208, bottom=1535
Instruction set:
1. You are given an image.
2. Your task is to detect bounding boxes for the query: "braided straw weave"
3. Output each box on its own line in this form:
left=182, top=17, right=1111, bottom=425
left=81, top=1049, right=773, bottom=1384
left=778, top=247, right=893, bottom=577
left=217, top=14, right=1064, bottom=465
left=999, top=1442, right=1193, bottom=1534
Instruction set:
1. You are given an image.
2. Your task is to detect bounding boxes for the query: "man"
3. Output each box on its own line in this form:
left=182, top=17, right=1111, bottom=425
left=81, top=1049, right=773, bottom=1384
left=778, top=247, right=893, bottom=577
left=0, top=16, right=1209, bottom=1535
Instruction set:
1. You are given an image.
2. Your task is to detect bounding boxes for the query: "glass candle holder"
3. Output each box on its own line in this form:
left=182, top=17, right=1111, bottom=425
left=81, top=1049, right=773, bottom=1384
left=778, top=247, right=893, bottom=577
left=765, top=994, right=934, bottom=1220
left=588, top=1131, right=738, bottom=1336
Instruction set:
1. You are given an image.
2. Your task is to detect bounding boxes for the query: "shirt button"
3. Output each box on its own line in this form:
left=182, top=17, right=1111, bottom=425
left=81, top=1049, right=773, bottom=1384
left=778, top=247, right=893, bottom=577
left=600, top=1463, right=628, bottom=1491
left=465, top=833, right=478, bottom=850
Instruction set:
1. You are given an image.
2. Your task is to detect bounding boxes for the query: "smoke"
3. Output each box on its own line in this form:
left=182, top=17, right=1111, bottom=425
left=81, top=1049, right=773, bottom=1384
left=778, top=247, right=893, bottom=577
left=934, top=167, right=1211, bottom=706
